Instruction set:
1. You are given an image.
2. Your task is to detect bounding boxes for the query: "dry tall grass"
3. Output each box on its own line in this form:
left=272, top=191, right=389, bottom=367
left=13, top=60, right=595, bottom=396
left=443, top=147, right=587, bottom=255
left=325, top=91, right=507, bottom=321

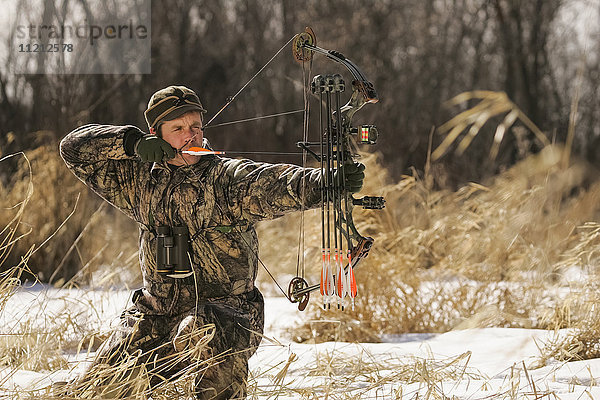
left=250, top=347, right=481, bottom=399
left=0, top=144, right=140, bottom=287
left=255, top=90, right=600, bottom=346
left=0, top=151, right=221, bottom=399
left=0, top=150, right=176, bottom=399
left=3, top=102, right=600, bottom=397
left=257, top=145, right=600, bottom=345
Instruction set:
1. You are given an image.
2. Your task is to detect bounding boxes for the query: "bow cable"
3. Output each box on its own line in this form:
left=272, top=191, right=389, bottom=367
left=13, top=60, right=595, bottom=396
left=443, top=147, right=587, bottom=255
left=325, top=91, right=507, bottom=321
left=296, top=52, right=312, bottom=282
left=202, top=109, right=304, bottom=130
left=203, top=35, right=297, bottom=129
left=177, top=32, right=317, bottom=305
left=178, top=35, right=298, bottom=154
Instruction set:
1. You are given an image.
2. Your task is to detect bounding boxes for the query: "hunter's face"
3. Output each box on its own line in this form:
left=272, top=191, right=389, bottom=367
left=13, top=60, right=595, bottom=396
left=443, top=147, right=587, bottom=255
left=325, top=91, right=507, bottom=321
left=157, top=111, right=204, bottom=166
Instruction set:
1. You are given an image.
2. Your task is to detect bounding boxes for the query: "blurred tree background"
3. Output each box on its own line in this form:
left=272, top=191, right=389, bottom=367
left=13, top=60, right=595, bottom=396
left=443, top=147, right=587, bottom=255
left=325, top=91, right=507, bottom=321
left=1, top=0, right=599, bottom=282
left=2, top=0, right=599, bottom=182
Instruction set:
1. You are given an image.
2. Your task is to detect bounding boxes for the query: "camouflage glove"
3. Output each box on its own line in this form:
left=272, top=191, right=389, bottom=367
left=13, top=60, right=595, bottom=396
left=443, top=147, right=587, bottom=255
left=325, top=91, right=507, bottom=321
left=135, top=135, right=176, bottom=163
left=335, top=162, right=365, bottom=193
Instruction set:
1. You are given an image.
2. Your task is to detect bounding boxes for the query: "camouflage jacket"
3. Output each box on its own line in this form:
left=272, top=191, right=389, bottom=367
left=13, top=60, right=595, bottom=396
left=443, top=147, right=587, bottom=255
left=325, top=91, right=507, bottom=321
left=60, top=124, right=321, bottom=315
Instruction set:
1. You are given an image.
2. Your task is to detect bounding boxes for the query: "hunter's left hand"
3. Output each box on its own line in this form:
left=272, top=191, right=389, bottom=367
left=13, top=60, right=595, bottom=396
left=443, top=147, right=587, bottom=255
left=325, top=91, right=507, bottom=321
left=337, top=162, right=365, bottom=193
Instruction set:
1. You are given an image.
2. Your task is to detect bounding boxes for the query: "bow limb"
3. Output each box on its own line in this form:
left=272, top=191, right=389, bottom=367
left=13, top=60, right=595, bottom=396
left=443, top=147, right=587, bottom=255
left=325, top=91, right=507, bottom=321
left=293, top=27, right=379, bottom=104
left=304, top=45, right=378, bottom=104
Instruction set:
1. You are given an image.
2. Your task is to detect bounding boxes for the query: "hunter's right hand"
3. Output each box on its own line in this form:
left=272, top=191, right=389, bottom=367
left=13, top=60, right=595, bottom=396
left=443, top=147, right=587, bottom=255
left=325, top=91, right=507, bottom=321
left=135, top=135, right=176, bottom=163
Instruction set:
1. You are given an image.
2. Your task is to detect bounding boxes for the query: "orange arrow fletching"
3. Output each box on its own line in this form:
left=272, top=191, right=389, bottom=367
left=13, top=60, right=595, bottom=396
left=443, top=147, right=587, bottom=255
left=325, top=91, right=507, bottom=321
left=181, top=147, right=225, bottom=156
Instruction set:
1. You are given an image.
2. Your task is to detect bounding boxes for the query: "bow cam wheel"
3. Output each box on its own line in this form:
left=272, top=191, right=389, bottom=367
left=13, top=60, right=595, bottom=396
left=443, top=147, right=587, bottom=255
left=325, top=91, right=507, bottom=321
left=288, top=276, right=310, bottom=311
left=292, top=27, right=316, bottom=63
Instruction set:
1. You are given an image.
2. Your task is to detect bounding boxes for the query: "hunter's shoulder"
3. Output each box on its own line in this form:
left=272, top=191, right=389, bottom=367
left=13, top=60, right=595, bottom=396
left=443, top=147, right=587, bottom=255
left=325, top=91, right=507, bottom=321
left=64, top=124, right=142, bottom=138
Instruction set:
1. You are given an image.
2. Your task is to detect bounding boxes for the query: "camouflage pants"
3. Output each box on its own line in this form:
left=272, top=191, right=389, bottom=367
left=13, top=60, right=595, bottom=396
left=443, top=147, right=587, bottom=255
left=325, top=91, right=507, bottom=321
left=73, top=288, right=264, bottom=399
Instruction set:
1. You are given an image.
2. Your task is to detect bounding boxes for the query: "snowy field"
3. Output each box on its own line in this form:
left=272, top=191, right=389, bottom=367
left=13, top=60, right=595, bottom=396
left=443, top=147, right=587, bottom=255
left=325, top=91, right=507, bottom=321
left=2, top=286, right=600, bottom=399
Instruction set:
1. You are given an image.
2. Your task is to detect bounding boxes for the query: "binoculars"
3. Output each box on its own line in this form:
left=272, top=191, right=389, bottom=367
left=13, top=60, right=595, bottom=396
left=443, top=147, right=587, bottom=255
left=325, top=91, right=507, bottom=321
left=156, top=225, right=193, bottom=278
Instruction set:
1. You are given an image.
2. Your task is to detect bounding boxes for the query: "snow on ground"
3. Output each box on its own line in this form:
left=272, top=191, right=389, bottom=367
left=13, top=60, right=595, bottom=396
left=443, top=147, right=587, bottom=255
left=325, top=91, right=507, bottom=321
left=2, top=286, right=600, bottom=399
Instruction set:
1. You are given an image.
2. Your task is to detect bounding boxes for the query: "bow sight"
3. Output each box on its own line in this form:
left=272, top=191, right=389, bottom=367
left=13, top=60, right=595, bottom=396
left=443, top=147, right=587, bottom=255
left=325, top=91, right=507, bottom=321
left=290, top=27, right=386, bottom=311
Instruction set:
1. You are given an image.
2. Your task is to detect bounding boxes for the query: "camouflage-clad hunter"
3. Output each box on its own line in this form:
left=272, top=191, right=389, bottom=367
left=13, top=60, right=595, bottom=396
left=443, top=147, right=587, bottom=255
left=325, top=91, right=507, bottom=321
left=60, top=85, right=364, bottom=399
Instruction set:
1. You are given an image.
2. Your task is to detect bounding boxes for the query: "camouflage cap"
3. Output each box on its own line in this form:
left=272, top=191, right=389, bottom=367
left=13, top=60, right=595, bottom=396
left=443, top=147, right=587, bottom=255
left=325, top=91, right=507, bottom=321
left=144, top=86, right=207, bottom=129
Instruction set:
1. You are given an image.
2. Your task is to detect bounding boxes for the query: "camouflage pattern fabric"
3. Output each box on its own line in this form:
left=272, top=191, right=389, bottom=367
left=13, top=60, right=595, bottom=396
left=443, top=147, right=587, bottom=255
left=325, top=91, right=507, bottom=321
left=60, top=124, right=322, bottom=398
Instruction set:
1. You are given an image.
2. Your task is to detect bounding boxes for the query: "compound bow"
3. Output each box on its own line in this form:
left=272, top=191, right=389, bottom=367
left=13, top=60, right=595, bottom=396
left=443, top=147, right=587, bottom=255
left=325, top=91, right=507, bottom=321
left=195, top=27, right=385, bottom=311
left=286, top=27, right=385, bottom=311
